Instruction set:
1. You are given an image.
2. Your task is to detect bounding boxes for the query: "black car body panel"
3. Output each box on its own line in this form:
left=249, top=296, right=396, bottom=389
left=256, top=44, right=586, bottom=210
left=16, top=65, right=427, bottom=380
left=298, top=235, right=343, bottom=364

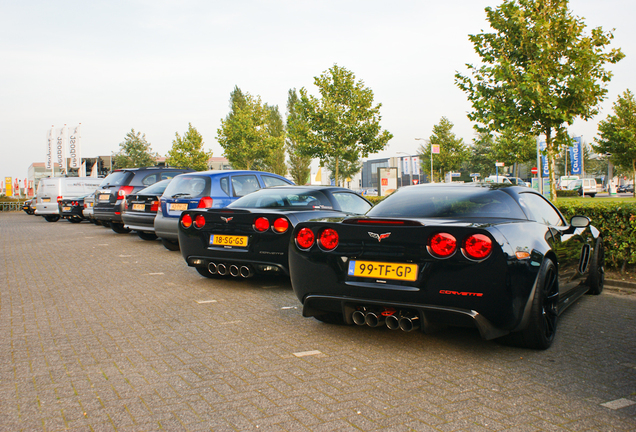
left=178, top=186, right=373, bottom=277
left=289, top=183, right=602, bottom=348
left=121, top=179, right=171, bottom=233
left=58, top=196, right=86, bottom=222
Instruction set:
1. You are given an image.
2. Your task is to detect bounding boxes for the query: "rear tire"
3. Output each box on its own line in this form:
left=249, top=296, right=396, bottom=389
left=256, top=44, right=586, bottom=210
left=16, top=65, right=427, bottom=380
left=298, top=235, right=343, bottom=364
left=500, top=258, right=559, bottom=350
left=44, top=215, right=60, bottom=222
left=110, top=222, right=131, bottom=234
left=137, top=231, right=158, bottom=241
left=68, top=216, right=82, bottom=223
left=587, top=239, right=604, bottom=295
left=161, top=238, right=180, bottom=251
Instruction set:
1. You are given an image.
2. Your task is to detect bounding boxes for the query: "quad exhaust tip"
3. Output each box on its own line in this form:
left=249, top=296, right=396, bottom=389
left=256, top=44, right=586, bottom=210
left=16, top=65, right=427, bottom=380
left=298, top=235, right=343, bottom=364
left=352, top=308, right=420, bottom=332
left=206, top=262, right=253, bottom=278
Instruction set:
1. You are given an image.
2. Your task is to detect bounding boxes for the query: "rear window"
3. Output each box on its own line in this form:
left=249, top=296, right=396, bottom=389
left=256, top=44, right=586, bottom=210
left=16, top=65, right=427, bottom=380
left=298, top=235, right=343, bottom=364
left=100, top=171, right=133, bottom=187
left=262, top=175, right=292, bottom=188
left=136, top=179, right=172, bottom=195
left=367, top=186, right=526, bottom=219
left=162, top=175, right=211, bottom=198
left=228, top=189, right=332, bottom=209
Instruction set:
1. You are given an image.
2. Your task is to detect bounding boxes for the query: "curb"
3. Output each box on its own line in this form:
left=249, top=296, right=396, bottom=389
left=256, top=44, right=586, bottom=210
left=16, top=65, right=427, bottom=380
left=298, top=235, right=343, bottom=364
left=605, top=279, right=636, bottom=294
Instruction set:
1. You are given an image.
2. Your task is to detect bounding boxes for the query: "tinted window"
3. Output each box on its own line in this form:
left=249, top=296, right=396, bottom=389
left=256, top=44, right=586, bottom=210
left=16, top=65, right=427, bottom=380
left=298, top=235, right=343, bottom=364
left=332, top=192, right=372, bottom=214
left=228, top=189, right=332, bottom=209
left=162, top=175, right=211, bottom=198
left=231, top=175, right=260, bottom=197
left=161, top=172, right=181, bottom=180
left=99, top=171, right=133, bottom=187
left=136, top=179, right=171, bottom=195
left=220, top=177, right=230, bottom=195
left=262, top=175, right=292, bottom=188
left=519, top=193, right=564, bottom=226
left=140, top=173, right=158, bottom=186
left=367, top=186, right=526, bottom=219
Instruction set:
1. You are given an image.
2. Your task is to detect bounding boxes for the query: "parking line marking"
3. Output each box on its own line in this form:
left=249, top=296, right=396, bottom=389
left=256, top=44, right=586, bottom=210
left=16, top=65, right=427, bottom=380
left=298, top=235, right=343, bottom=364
left=281, top=306, right=297, bottom=310
left=148, top=272, right=164, bottom=275
left=601, top=398, right=636, bottom=410
left=196, top=300, right=217, bottom=304
left=293, top=350, right=322, bottom=357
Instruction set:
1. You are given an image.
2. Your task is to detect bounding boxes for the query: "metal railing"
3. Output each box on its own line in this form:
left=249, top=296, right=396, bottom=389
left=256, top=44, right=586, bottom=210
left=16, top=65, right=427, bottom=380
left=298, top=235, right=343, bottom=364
left=0, top=202, right=24, bottom=212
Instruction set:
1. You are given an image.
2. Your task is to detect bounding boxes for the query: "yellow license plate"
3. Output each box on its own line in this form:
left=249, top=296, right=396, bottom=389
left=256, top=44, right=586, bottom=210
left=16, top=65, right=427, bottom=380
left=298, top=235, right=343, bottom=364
left=132, top=204, right=145, bottom=211
left=170, top=203, right=188, bottom=211
left=63, top=206, right=71, bottom=211
left=210, top=234, right=248, bottom=247
left=347, top=260, right=418, bottom=281
left=99, top=194, right=110, bottom=201
left=42, top=198, right=50, bottom=202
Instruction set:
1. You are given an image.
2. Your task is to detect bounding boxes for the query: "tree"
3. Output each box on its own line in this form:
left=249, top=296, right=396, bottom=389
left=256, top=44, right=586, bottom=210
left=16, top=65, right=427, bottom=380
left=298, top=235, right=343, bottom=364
left=418, top=117, right=469, bottom=182
left=286, top=89, right=312, bottom=185
left=594, top=90, right=636, bottom=196
left=492, top=128, right=536, bottom=178
left=258, top=105, right=287, bottom=176
left=166, top=123, right=212, bottom=171
left=466, top=132, right=497, bottom=179
left=455, top=0, right=624, bottom=200
left=326, top=154, right=361, bottom=187
left=113, top=129, right=158, bottom=168
left=217, top=87, right=282, bottom=170
left=295, top=64, right=393, bottom=185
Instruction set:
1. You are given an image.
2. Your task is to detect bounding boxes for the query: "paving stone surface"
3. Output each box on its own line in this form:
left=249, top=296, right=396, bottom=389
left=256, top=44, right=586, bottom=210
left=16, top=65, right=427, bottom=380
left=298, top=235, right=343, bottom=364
left=1, top=212, right=635, bottom=431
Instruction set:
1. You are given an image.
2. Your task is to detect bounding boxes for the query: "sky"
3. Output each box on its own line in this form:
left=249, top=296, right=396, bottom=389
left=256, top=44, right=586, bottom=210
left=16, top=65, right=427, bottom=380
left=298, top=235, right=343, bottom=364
left=1, top=0, right=634, bottom=183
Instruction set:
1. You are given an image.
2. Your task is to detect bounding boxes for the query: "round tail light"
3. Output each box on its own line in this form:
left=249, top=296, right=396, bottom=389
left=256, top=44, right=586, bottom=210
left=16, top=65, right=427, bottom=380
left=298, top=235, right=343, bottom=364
left=181, top=214, right=193, bottom=229
left=428, top=232, right=457, bottom=258
left=296, top=228, right=315, bottom=249
left=254, top=217, right=270, bottom=232
left=319, top=228, right=339, bottom=251
left=273, top=218, right=289, bottom=233
left=464, top=234, right=492, bottom=260
left=194, top=214, right=206, bottom=229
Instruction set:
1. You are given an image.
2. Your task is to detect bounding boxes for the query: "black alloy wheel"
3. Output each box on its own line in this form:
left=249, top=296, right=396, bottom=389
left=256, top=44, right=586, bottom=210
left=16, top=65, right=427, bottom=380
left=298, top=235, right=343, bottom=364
left=137, top=231, right=158, bottom=241
left=44, top=215, right=60, bottom=222
left=501, top=258, right=559, bottom=350
left=587, top=239, right=605, bottom=295
left=161, top=238, right=180, bottom=251
left=110, top=222, right=131, bottom=234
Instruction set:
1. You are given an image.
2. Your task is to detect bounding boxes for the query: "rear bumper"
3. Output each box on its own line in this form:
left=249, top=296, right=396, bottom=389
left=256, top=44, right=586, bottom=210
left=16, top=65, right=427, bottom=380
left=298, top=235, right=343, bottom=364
left=122, top=212, right=157, bottom=232
left=35, top=203, right=59, bottom=215
left=93, top=203, right=122, bottom=222
left=154, top=213, right=179, bottom=240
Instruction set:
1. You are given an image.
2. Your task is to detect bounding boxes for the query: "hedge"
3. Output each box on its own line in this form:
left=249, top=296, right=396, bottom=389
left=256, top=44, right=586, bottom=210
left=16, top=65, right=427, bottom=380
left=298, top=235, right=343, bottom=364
left=362, top=194, right=635, bottom=270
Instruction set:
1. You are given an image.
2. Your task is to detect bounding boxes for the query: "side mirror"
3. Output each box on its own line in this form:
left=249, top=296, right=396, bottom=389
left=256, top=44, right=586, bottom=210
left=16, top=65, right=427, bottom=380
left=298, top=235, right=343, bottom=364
left=570, top=215, right=590, bottom=228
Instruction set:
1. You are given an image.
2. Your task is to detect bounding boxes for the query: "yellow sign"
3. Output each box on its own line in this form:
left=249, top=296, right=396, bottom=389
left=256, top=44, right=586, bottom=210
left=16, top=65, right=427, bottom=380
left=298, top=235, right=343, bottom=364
left=5, top=177, right=12, bottom=197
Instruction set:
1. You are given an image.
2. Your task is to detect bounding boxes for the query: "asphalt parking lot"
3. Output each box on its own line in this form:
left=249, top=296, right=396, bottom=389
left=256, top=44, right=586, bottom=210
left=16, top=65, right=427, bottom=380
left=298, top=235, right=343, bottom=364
left=1, top=212, right=635, bottom=431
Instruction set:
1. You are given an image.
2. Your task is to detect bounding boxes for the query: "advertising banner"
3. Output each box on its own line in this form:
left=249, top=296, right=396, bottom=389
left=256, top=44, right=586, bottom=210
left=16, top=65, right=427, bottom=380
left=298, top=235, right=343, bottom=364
left=431, top=144, right=440, bottom=154
left=5, top=177, right=12, bottom=197
left=539, top=141, right=549, bottom=177
left=56, top=125, right=68, bottom=174
left=46, top=127, right=54, bottom=170
left=68, top=124, right=81, bottom=169
left=570, top=137, right=582, bottom=175
left=412, top=156, right=420, bottom=175
left=402, top=157, right=410, bottom=175
left=378, top=167, right=398, bottom=197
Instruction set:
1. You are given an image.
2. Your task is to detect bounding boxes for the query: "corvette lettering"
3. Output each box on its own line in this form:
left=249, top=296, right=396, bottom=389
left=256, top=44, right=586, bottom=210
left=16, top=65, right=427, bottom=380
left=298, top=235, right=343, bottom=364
left=439, top=290, right=483, bottom=297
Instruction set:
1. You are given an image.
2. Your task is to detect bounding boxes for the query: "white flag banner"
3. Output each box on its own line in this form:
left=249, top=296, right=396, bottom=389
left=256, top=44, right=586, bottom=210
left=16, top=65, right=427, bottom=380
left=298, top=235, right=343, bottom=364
left=79, top=161, right=86, bottom=177
left=68, top=124, right=81, bottom=169
left=402, top=157, right=410, bottom=175
left=46, top=127, right=55, bottom=170
left=90, top=162, right=98, bottom=177
left=412, top=156, right=420, bottom=175
left=56, top=125, right=68, bottom=173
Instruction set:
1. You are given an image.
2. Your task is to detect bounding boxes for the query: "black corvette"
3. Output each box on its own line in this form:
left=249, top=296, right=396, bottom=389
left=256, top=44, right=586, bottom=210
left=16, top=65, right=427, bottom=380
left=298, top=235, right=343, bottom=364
left=58, top=195, right=88, bottom=223
left=289, top=183, right=604, bottom=349
left=179, top=186, right=373, bottom=279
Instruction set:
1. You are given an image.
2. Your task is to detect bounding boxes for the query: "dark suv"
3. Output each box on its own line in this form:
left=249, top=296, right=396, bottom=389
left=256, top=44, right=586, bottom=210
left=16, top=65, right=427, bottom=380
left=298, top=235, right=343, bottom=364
left=93, top=167, right=195, bottom=233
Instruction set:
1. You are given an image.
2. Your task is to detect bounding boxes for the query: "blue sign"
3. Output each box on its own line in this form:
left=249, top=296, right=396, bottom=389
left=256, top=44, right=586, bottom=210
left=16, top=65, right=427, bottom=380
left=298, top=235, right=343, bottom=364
left=540, top=141, right=549, bottom=177
left=570, top=137, right=582, bottom=175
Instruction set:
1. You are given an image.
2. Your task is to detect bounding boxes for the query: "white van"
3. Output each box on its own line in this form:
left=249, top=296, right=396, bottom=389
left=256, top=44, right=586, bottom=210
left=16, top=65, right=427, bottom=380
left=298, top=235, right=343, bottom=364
left=35, top=177, right=103, bottom=222
left=567, top=178, right=597, bottom=197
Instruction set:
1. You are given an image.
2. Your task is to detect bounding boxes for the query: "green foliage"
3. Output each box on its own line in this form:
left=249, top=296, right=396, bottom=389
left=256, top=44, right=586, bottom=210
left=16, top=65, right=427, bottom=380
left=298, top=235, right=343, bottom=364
left=455, top=0, right=624, bottom=200
left=493, top=129, right=536, bottom=177
left=166, top=123, right=212, bottom=171
left=113, top=129, right=158, bottom=168
left=258, top=105, right=287, bottom=176
left=217, top=86, right=284, bottom=171
left=466, top=132, right=497, bottom=179
left=594, top=89, right=636, bottom=196
left=556, top=201, right=636, bottom=269
left=286, top=89, right=312, bottom=185
left=325, top=155, right=361, bottom=187
left=556, top=190, right=578, bottom=197
left=295, top=64, right=393, bottom=185
left=418, top=117, right=469, bottom=181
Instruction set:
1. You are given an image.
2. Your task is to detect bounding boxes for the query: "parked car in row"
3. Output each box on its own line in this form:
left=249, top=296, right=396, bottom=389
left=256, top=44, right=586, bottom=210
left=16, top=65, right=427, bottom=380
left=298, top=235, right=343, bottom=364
left=35, top=177, right=103, bottom=222
left=617, top=184, right=634, bottom=193
left=178, top=185, right=372, bottom=278
left=93, top=167, right=194, bottom=233
left=121, top=179, right=172, bottom=241
left=22, top=199, right=35, bottom=215
left=289, top=183, right=604, bottom=350
left=567, top=178, right=597, bottom=197
left=58, top=195, right=89, bottom=223
left=156, top=170, right=293, bottom=250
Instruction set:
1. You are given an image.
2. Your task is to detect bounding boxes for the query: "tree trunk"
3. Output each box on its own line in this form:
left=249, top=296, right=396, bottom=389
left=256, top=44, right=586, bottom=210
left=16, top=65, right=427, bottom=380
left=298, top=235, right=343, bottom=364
left=546, top=129, right=558, bottom=201
left=633, top=158, right=635, bottom=199
left=334, top=156, right=339, bottom=186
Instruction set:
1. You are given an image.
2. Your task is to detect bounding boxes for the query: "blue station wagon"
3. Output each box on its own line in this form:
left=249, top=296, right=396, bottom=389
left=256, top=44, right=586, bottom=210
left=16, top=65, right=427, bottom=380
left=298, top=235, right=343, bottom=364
left=154, top=170, right=294, bottom=250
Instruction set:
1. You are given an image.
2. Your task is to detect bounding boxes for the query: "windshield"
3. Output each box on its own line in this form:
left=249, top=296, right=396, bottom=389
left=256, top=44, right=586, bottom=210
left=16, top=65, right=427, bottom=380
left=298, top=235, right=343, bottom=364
left=228, top=189, right=333, bottom=210
left=367, top=185, right=526, bottom=219
left=162, top=175, right=210, bottom=198
left=99, top=171, right=133, bottom=187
